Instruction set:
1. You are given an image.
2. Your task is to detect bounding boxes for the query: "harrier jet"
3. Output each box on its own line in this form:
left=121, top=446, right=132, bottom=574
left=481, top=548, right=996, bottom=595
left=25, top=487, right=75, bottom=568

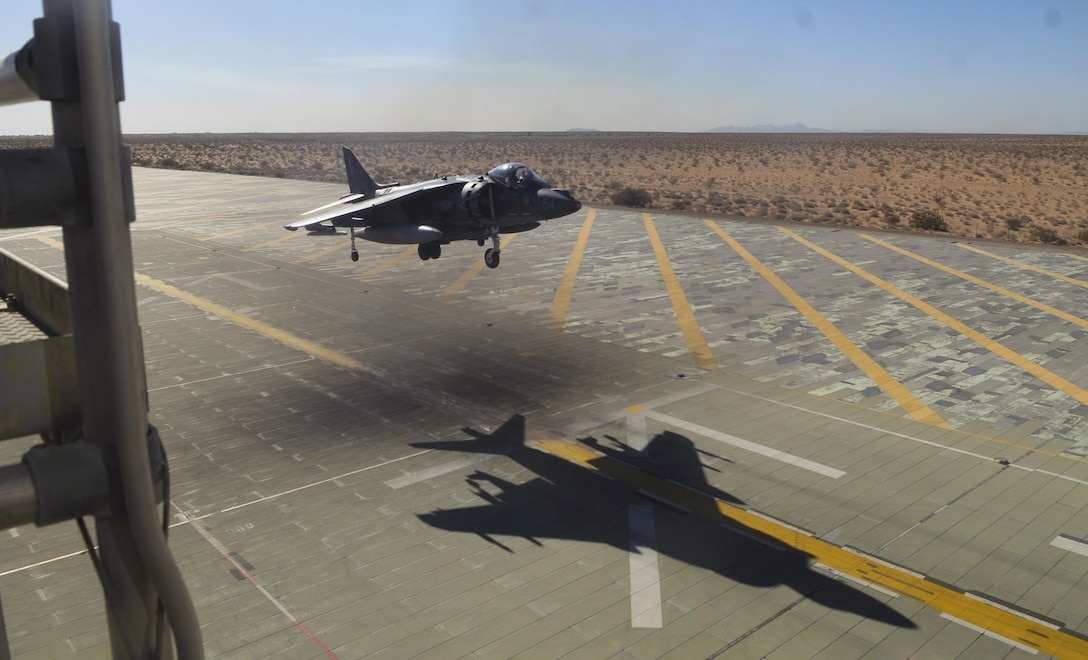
left=284, top=148, right=581, bottom=268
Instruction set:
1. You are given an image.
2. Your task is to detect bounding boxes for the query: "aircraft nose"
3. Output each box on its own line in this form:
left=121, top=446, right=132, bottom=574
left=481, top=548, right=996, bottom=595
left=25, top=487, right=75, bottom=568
left=539, top=188, right=582, bottom=218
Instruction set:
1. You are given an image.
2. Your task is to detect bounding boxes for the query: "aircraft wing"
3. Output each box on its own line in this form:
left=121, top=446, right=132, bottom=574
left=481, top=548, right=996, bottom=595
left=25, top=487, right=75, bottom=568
left=284, top=179, right=465, bottom=231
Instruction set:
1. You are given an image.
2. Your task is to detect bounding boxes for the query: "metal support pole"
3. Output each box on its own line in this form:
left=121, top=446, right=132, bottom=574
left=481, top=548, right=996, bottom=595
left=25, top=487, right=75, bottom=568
left=39, top=0, right=201, bottom=657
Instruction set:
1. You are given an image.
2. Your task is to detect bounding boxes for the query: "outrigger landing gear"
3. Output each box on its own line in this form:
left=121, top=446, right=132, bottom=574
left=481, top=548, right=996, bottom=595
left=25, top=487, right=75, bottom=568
left=483, top=229, right=501, bottom=269
left=349, top=228, right=359, bottom=262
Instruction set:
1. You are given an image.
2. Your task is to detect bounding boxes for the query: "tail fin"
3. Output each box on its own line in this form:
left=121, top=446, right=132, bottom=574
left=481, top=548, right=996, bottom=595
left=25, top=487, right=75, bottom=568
left=343, top=148, right=379, bottom=197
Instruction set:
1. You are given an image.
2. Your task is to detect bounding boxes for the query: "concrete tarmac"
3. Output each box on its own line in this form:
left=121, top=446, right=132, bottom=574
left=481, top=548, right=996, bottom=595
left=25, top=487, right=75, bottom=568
left=1, top=167, right=1087, bottom=658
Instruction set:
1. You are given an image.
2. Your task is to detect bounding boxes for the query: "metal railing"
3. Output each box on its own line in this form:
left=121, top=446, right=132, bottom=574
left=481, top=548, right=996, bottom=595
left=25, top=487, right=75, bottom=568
left=0, top=1, right=202, bottom=657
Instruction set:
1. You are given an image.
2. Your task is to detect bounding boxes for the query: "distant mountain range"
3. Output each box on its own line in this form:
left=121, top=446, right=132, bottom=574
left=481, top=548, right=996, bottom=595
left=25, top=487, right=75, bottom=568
left=707, top=123, right=837, bottom=133
left=563, top=125, right=1087, bottom=135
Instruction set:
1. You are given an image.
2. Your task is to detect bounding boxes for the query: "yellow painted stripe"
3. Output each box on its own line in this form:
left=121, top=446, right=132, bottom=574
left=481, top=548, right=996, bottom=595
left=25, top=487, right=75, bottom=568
left=442, top=234, right=517, bottom=296
left=357, top=246, right=417, bottom=280
left=643, top=214, right=718, bottom=371
left=208, top=220, right=286, bottom=240
left=780, top=227, right=1088, bottom=409
left=134, top=274, right=373, bottom=372
left=707, top=222, right=947, bottom=427
left=547, top=208, right=596, bottom=330
left=38, top=236, right=373, bottom=374
left=292, top=240, right=350, bottom=264
left=528, top=436, right=1088, bottom=659
left=249, top=234, right=296, bottom=250
left=957, top=243, right=1088, bottom=289
left=863, top=234, right=1088, bottom=330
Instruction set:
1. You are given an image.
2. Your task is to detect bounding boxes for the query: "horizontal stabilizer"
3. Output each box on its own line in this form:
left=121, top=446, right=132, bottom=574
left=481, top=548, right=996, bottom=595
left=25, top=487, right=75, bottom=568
left=301, top=193, right=366, bottom=216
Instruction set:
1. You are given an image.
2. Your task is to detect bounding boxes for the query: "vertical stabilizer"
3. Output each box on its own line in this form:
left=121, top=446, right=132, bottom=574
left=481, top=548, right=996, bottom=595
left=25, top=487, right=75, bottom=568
left=343, top=148, right=379, bottom=197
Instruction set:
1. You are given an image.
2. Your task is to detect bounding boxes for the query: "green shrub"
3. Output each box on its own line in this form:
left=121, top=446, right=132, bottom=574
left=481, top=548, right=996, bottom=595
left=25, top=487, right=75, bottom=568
left=1031, top=226, right=1060, bottom=244
left=909, top=209, right=948, bottom=232
left=610, top=187, right=652, bottom=207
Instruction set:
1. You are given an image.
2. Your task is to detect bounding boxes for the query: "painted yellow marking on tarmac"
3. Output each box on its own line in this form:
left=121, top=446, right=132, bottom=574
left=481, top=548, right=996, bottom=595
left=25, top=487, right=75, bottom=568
left=208, top=220, right=286, bottom=240
left=780, top=227, right=1088, bottom=409
left=625, top=405, right=648, bottom=414
left=249, top=234, right=296, bottom=250
left=38, top=236, right=373, bottom=374
left=957, top=243, right=1088, bottom=290
left=145, top=192, right=333, bottom=231
left=643, top=214, right=718, bottom=371
left=139, top=190, right=287, bottom=216
left=134, top=274, right=374, bottom=373
left=528, top=435, right=1088, bottom=659
left=863, top=234, right=1088, bottom=330
left=442, top=234, right=518, bottom=296
left=708, top=222, right=948, bottom=427
left=292, top=240, right=350, bottom=264
left=357, top=246, right=417, bottom=280
left=547, top=208, right=596, bottom=329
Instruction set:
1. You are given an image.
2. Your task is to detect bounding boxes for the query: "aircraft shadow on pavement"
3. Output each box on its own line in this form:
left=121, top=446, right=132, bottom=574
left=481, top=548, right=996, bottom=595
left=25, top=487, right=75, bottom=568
left=411, top=415, right=915, bottom=629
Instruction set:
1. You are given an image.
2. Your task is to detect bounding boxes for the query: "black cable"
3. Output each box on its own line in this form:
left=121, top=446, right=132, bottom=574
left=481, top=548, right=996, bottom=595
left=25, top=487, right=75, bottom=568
left=75, top=517, right=103, bottom=582
left=76, top=517, right=139, bottom=659
left=154, top=451, right=171, bottom=659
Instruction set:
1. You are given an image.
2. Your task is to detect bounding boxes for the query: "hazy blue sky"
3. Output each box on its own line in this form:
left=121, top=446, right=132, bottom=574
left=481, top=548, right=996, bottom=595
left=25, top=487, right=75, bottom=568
left=3, top=1, right=1086, bottom=134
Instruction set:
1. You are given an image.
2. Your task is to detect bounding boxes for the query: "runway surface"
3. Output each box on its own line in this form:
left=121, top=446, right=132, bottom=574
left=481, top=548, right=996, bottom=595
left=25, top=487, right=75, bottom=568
left=2, top=167, right=1088, bottom=658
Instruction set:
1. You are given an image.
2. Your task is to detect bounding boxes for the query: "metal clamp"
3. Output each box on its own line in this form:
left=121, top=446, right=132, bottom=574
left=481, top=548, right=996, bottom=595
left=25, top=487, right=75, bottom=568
left=2, top=424, right=168, bottom=529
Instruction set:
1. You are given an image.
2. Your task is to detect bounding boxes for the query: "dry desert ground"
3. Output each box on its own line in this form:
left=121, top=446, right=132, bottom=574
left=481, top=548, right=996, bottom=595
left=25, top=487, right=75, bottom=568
left=4, top=132, right=1087, bottom=245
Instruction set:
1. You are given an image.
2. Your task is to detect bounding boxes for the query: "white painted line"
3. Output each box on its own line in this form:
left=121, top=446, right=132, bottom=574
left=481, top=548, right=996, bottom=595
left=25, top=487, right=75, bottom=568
left=625, top=410, right=649, bottom=454
left=220, top=449, right=432, bottom=513
left=564, top=383, right=717, bottom=434
left=1051, top=534, right=1088, bottom=558
left=384, top=456, right=490, bottom=489
left=719, top=523, right=785, bottom=552
left=815, top=563, right=899, bottom=599
left=172, top=503, right=337, bottom=657
left=629, top=504, right=663, bottom=628
left=843, top=546, right=927, bottom=579
left=965, top=592, right=1059, bottom=630
left=635, top=382, right=719, bottom=411
left=940, top=613, right=1040, bottom=655
left=644, top=410, right=846, bottom=479
left=0, top=549, right=88, bottom=578
left=1037, top=469, right=1088, bottom=488
left=147, top=357, right=314, bottom=392
left=717, top=385, right=1088, bottom=488
left=748, top=509, right=811, bottom=536
left=636, top=489, right=693, bottom=514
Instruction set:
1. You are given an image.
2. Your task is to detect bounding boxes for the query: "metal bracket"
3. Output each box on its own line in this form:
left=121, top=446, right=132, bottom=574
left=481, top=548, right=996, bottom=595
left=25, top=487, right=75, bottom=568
left=16, top=424, right=165, bottom=528
left=30, top=17, right=124, bottom=103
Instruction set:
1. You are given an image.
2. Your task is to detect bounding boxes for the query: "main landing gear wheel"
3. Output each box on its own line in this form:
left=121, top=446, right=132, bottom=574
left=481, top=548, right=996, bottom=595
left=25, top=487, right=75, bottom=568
left=350, top=250, right=359, bottom=262
left=418, top=242, right=441, bottom=261
left=349, top=227, right=359, bottom=262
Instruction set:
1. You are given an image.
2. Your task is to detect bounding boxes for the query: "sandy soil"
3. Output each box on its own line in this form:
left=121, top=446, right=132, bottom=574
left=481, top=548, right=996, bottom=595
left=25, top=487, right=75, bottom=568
left=4, top=132, right=1086, bottom=244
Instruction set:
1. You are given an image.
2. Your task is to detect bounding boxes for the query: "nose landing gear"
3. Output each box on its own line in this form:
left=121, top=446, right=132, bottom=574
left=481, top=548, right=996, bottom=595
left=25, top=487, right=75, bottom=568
left=483, top=229, right=501, bottom=269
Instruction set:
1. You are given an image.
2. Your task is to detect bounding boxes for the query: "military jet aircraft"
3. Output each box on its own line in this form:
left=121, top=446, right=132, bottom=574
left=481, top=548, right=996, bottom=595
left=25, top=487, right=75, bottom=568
left=284, top=148, right=581, bottom=268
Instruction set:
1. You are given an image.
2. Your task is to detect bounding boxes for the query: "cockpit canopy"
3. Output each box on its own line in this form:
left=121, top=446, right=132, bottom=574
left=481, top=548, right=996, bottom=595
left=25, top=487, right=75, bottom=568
left=488, top=163, right=549, bottom=189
